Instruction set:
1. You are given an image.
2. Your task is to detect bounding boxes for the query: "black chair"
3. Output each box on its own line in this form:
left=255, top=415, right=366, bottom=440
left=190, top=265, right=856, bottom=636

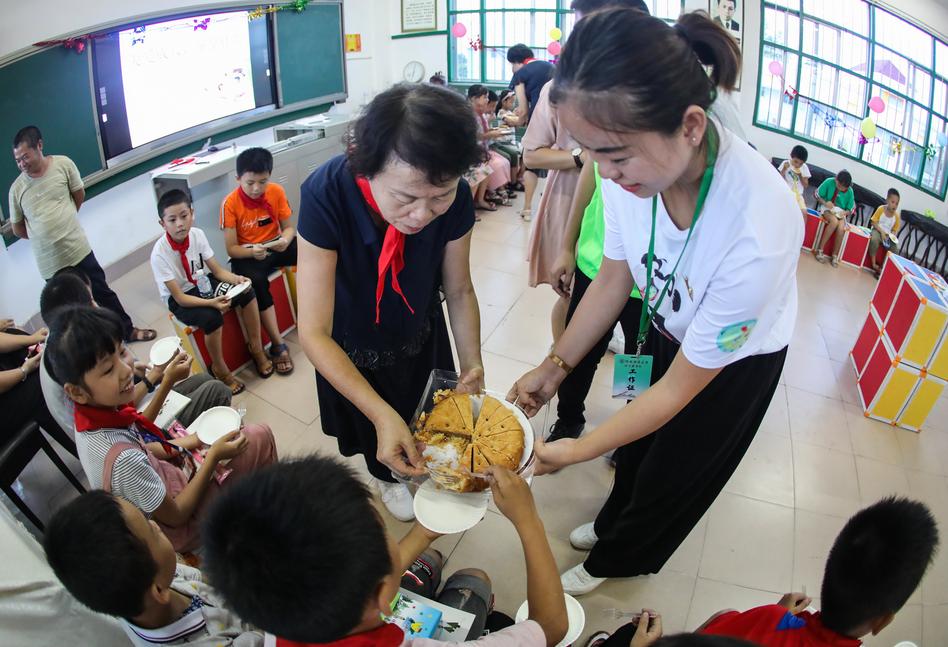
left=0, top=422, right=85, bottom=531
left=851, top=184, right=885, bottom=228
left=900, top=210, right=928, bottom=261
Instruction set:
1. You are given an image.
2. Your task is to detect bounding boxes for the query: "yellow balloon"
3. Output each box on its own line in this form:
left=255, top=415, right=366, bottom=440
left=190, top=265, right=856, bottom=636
left=550, top=27, right=562, bottom=40
left=860, top=117, right=877, bottom=139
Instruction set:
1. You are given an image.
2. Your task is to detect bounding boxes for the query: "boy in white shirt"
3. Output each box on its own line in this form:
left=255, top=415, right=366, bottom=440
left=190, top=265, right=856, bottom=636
left=777, top=144, right=811, bottom=217
left=150, top=189, right=273, bottom=395
left=44, top=489, right=263, bottom=646
left=867, top=188, right=902, bottom=275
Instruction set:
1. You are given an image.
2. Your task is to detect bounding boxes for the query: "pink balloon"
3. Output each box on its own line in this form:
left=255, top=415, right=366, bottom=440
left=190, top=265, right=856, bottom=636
left=548, top=40, right=562, bottom=55
left=768, top=60, right=784, bottom=76
left=451, top=22, right=467, bottom=38
left=868, top=96, right=886, bottom=113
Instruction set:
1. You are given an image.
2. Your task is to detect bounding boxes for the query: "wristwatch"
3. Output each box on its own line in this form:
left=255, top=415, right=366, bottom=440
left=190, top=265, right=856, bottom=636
left=571, top=147, right=584, bottom=168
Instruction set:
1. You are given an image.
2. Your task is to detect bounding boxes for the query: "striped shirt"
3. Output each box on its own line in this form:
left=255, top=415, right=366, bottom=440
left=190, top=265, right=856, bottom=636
left=76, top=426, right=167, bottom=514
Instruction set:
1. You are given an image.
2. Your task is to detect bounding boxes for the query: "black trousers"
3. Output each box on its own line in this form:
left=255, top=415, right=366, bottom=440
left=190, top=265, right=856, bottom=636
left=60, top=252, right=134, bottom=340
left=230, top=238, right=297, bottom=311
left=556, top=268, right=643, bottom=426
left=584, top=325, right=787, bottom=577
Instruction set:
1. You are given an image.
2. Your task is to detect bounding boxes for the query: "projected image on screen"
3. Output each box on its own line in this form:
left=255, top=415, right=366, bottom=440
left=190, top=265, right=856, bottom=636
left=93, top=10, right=275, bottom=161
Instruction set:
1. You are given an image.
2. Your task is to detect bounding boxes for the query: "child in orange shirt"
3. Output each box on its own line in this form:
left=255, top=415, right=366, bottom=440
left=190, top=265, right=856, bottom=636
left=220, top=148, right=295, bottom=375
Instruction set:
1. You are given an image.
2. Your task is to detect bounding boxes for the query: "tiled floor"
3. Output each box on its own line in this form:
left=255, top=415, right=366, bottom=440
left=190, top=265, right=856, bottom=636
left=7, top=194, right=948, bottom=645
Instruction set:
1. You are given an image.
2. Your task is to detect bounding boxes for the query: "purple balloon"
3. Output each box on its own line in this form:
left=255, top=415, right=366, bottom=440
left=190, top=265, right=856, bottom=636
left=451, top=22, right=467, bottom=38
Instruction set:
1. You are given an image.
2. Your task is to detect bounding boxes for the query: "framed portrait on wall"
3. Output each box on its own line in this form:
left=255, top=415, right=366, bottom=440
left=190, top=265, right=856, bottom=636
left=401, top=0, right=438, bottom=33
left=708, top=0, right=743, bottom=88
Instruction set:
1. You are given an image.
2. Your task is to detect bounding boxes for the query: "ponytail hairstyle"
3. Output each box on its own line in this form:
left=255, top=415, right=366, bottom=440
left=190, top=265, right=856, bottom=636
left=550, top=8, right=741, bottom=135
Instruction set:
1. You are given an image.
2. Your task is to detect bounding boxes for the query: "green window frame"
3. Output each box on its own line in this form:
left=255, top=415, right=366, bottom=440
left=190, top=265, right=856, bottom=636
left=447, top=1, right=684, bottom=86
left=754, top=0, right=948, bottom=199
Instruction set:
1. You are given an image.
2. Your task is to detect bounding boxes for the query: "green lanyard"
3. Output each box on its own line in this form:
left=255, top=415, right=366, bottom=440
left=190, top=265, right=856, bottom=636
left=635, top=129, right=719, bottom=354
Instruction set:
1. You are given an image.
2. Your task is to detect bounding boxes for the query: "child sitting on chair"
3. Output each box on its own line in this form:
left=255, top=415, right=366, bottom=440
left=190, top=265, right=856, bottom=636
left=813, top=170, right=855, bottom=267
left=152, top=189, right=271, bottom=395
left=44, top=490, right=264, bottom=646
left=220, top=147, right=296, bottom=375
left=867, top=188, right=901, bottom=276
left=46, top=305, right=277, bottom=553
left=777, top=145, right=811, bottom=218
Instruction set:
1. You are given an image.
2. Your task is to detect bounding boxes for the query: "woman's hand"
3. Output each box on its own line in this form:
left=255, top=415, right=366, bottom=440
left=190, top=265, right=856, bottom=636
left=375, top=410, right=426, bottom=477
left=0, top=318, right=14, bottom=331
left=456, top=366, right=485, bottom=394
left=550, top=250, right=576, bottom=298
left=22, top=352, right=42, bottom=375
left=507, top=362, right=564, bottom=417
left=29, top=327, right=49, bottom=345
left=532, top=436, right=582, bottom=475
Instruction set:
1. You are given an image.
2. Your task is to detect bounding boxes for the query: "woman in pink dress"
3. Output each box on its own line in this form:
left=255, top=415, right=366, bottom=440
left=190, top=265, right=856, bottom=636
left=522, top=81, right=587, bottom=340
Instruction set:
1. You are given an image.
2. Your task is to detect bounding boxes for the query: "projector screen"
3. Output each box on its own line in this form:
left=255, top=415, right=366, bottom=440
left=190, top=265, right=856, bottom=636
left=92, top=11, right=275, bottom=162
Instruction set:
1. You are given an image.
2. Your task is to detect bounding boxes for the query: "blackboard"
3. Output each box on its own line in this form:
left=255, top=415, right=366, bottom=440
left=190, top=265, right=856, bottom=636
left=276, top=2, right=346, bottom=106
left=0, top=47, right=103, bottom=221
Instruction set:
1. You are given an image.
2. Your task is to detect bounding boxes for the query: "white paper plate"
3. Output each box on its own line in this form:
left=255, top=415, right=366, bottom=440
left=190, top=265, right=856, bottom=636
left=149, top=337, right=181, bottom=366
left=413, top=479, right=489, bottom=534
left=515, top=594, right=585, bottom=647
left=224, top=281, right=251, bottom=300
left=188, top=406, right=242, bottom=445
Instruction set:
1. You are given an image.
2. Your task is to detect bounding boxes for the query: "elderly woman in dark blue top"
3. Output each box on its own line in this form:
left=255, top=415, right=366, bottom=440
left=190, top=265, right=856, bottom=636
left=296, top=84, right=486, bottom=521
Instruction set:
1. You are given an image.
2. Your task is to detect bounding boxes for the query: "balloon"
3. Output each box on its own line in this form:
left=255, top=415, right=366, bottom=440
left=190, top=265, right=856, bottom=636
left=451, top=22, right=467, bottom=38
left=868, top=96, right=886, bottom=113
left=548, top=40, right=562, bottom=55
left=937, top=132, right=948, bottom=147
left=549, top=27, right=562, bottom=40
left=768, top=60, right=784, bottom=76
left=860, top=117, right=877, bottom=139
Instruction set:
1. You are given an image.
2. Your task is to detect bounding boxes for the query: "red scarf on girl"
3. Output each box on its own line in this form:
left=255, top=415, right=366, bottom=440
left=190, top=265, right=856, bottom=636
left=165, top=233, right=195, bottom=285
left=275, top=623, right=404, bottom=647
left=237, top=186, right=275, bottom=217
left=74, top=401, right=173, bottom=445
left=354, top=176, right=415, bottom=325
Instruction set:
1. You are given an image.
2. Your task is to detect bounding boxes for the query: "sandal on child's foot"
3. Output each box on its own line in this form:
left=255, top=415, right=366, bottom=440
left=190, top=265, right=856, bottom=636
left=249, top=346, right=274, bottom=378
left=211, top=366, right=245, bottom=395
left=270, top=343, right=294, bottom=375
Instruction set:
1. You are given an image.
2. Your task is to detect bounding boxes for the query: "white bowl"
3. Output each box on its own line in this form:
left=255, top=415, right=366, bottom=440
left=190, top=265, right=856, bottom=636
left=187, top=406, right=242, bottom=445
left=149, top=336, right=181, bottom=366
left=515, top=594, right=585, bottom=647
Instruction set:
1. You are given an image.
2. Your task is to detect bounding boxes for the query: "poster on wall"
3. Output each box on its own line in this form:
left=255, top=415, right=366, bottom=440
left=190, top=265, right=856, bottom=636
left=708, top=0, right=743, bottom=88
left=401, top=0, right=437, bottom=32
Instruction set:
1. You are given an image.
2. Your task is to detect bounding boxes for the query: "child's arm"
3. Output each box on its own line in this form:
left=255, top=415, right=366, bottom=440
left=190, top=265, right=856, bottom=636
left=150, top=430, right=248, bottom=527
left=140, top=352, right=193, bottom=422
left=166, top=280, right=231, bottom=313
left=206, top=256, right=249, bottom=286
left=268, top=217, right=296, bottom=253
left=489, top=467, right=568, bottom=647
left=778, top=161, right=789, bottom=174
left=398, top=523, right=442, bottom=572
left=224, top=227, right=267, bottom=260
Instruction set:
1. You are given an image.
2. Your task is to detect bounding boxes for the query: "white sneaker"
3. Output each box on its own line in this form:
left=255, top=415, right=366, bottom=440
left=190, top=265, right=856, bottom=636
left=569, top=522, right=599, bottom=550
left=560, top=563, right=606, bottom=596
left=376, top=479, right=415, bottom=521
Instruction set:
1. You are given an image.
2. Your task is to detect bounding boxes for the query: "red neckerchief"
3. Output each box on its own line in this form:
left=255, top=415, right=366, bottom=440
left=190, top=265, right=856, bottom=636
left=237, top=186, right=275, bottom=218
left=165, top=232, right=195, bottom=285
left=354, top=176, right=415, bottom=325
left=74, top=401, right=173, bottom=446
left=275, top=623, right=404, bottom=647
left=522, top=57, right=536, bottom=65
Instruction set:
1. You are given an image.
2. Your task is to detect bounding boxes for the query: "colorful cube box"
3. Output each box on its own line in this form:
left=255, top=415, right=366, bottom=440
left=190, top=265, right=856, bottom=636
left=882, top=275, right=948, bottom=371
left=850, top=306, right=883, bottom=378
left=840, top=225, right=871, bottom=268
left=870, top=253, right=930, bottom=322
left=802, top=209, right=822, bottom=250
left=896, top=374, right=947, bottom=432
left=857, top=335, right=923, bottom=424
left=929, top=329, right=948, bottom=381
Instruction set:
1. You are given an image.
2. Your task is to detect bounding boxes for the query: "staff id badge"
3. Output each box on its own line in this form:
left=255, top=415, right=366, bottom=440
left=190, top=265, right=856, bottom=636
left=612, top=354, right=653, bottom=399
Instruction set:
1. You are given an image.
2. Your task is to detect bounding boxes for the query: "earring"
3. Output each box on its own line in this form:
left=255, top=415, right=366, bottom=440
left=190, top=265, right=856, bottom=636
left=691, top=137, right=697, bottom=144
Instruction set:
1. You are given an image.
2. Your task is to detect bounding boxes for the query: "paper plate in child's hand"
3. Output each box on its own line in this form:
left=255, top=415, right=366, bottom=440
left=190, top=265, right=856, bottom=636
left=515, top=594, right=585, bottom=647
left=149, top=337, right=181, bottom=366
left=413, top=480, right=489, bottom=534
left=187, top=406, right=242, bottom=445
left=224, top=281, right=251, bottom=300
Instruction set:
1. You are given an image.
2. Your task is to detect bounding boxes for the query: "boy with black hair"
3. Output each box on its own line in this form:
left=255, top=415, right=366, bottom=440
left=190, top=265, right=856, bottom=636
left=700, top=497, right=939, bottom=646
left=44, top=489, right=263, bottom=646
left=153, top=188, right=270, bottom=395
left=202, top=456, right=569, bottom=646
left=220, top=147, right=296, bottom=375
left=867, top=188, right=901, bottom=275
left=46, top=305, right=277, bottom=553
left=814, top=169, right=856, bottom=267
left=778, top=145, right=811, bottom=216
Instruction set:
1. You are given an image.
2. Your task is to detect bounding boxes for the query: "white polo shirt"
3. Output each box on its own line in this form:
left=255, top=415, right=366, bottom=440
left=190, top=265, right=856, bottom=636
left=602, top=129, right=803, bottom=369
left=150, top=227, right=215, bottom=301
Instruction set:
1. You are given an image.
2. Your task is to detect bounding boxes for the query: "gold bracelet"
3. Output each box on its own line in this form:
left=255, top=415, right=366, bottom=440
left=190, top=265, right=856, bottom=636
left=547, top=352, right=574, bottom=374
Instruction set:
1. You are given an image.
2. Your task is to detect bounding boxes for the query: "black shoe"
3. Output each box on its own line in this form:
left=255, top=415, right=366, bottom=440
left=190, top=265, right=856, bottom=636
left=547, top=420, right=584, bottom=443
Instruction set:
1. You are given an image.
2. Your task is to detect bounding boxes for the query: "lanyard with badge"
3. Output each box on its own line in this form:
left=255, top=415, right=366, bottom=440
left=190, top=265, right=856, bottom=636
left=612, top=128, right=718, bottom=399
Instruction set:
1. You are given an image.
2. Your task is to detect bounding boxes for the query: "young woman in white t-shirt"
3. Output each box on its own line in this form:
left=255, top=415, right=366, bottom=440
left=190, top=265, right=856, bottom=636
left=509, top=8, right=803, bottom=596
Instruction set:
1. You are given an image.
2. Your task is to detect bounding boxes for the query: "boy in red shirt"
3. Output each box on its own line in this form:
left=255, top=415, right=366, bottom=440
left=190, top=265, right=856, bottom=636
left=220, top=147, right=295, bottom=375
left=699, top=497, right=939, bottom=646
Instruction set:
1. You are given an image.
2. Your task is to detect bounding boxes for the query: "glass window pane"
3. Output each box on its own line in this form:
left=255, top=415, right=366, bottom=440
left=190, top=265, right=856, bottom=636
left=799, top=58, right=839, bottom=108
left=769, top=0, right=801, bottom=9
left=922, top=116, right=948, bottom=192
left=802, top=19, right=839, bottom=61
left=803, top=0, right=868, bottom=35
left=862, top=127, right=924, bottom=181
left=485, top=0, right=556, bottom=9
left=451, top=0, right=480, bottom=10
left=648, top=0, right=682, bottom=21
left=484, top=9, right=556, bottom=50
left=451, top=12, right=482, bottom=81
left=756, top=46, right=799, bottom=131
left=934, top=79, right=948, bottom=118
left=839, top=32, right=869, bottom=71
left=871, top=46, right=931, bottom=104
left=872, top=87, right=927, bottom=145
left=874, top=7, right=932, bottom=67
left=795, top=99, right=861, bottom=156
left=937, top=40, right=948, bottom=80
left=763, top=6, right=800, bottom=47
left=837, top=70, right=867, bottom=116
